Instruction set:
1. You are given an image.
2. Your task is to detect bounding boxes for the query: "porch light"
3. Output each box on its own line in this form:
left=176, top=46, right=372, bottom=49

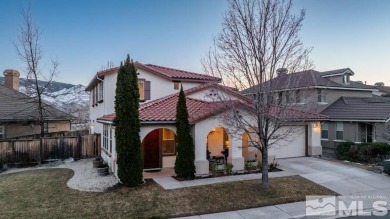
left=225, top=140, right=230, bottom=148
left=313, top=121, right=320, bottom=128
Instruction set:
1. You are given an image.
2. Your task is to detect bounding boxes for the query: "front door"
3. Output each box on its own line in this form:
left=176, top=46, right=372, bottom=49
left=143, top=129, right=160, bottom=169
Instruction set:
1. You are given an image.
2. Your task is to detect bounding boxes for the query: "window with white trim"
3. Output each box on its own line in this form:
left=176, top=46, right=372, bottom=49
left=162, top=128, right=176, bottom=155
left=321, top=122, right=328, bottom=139
left=343, top=74, right=350, bottom=84
left=98, top=81, right=104, bottom=102
left=173, top=82, right=180, bottom=90
left=138, top=80, right=145, bottom=100
left=318, top=89, right=326, bottom=103
left=295, top=90, right=302, bottom=103
left=336, top=122, right=343, bottom=140
left=103, top=125, right=111, bottom=153
left=0, top=126, right=5, bottom=139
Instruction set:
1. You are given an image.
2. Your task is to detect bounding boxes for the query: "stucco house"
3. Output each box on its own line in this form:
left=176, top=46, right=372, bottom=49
left=0, top=69, right=72, bottom=139
left=86, top=63, right=325, bottom=176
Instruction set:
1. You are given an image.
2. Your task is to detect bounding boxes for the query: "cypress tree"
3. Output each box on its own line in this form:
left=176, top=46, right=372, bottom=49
left=174, top=86, right=196, bottom=178
left=114, top=54, right=143, bottom=187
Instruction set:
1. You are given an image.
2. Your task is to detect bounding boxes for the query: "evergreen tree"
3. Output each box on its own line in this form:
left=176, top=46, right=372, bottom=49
left=174, top=86, right=196, bottom=177
left=114, top=54, right=143, bottom=187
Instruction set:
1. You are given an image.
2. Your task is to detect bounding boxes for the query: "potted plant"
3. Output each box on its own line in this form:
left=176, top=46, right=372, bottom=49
left=93, top=156, right=103, bottom=168
left=96, top=162, right=109, bottom=176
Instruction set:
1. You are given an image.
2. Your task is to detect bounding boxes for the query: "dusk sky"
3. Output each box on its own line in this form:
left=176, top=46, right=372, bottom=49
left=1, top=0, right=389, bottom=86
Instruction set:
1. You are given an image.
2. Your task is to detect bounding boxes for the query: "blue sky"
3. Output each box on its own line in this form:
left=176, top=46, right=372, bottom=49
left=1, top=0, right=389, bottom=86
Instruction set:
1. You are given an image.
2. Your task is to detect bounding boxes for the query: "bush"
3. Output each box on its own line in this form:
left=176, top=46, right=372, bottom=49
left=224, top=163, right=234, bottom=174
left=336, top=141, right=390, bottom=162
left=336, top=141, right=355, bottom=160
left=244, top=161, right=255, bottom=172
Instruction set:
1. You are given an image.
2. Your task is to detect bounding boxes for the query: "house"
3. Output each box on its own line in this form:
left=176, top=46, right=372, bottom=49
left=86, top=63, right=326, bottom=176
left=0, top=69, right=72, bottom=139
left=320, top=96, right=390, bottom=148
left=372, top=82, right=390, bottom=97
left=242, top=67, right=390, bottom=152
left=241, top=68, right=376, bottom=113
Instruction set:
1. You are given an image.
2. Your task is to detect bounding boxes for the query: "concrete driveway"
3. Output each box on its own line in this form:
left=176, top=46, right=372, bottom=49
left=177, top=157, right=390, bottom=218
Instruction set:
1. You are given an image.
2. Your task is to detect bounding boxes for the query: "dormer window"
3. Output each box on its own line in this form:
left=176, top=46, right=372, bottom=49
left=343, top=74, right=350, bottom=84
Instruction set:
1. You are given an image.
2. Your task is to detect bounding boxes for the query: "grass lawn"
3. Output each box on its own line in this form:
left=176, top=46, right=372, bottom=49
left=0, top=169, right=337, bottom=218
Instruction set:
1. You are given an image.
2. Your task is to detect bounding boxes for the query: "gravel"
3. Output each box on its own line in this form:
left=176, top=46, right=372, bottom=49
left=0, top=158, right=118, bottom=192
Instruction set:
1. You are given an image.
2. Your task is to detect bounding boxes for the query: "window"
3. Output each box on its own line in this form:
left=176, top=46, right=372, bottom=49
left=360, top=123, right=373, bottom=143
left=295, top=90, right=302, bottom=103
left=285, top=92, right=291, bottom=104
left=103, top=125, right=112, bottom=153
left=44, top=122, right=48, bottom=133
left=173, top=82, right=180, bottom=90
left=278, top=92, right=283, bottom=105
left=321, top=122, right=328, bottom=139
left=162, top=128, right=175, bottom=155
left=138, top=80, right=145, bottom=100
left=0, top=126, right=5, bottom=139
left=336, top=122, right=343, bottom=140
left=98, top=81, right=104, bottom=102
left=318, top=89, right=326, bottom=103
left=343, top=74, right=350, bottom=84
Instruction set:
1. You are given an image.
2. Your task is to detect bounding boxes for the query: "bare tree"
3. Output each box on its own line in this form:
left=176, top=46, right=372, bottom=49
left=14, top=7, right=59, bottom=164
left=202, top=0, right=313, bottom=189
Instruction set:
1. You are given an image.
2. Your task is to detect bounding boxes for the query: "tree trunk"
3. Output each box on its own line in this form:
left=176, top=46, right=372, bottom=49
left=261, top=141, right=269, bottom=189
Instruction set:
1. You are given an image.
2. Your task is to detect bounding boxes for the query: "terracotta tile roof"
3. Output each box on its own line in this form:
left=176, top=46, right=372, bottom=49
left=97, top=84, right=327, bottom=125
left=86, top=62, right=220, bottom=91
left=321, top=97, right=390, bottom=121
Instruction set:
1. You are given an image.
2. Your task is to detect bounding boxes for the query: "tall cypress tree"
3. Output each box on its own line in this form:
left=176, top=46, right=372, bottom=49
left=174, top=86, right=196, bottom=178
left=114, top=54, right=143, bottom=187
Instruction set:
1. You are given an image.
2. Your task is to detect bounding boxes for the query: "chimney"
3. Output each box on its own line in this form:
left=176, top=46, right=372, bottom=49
left=3, top=69, right=20, bottom=91
left=276, top=68, right=288, bottom=77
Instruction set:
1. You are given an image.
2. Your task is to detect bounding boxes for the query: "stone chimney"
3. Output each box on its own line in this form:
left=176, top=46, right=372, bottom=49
left=3, top=69, right=20, bottom=91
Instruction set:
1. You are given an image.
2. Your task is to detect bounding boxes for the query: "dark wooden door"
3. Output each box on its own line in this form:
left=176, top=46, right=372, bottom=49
left=143, top=129, right=160, bottom=169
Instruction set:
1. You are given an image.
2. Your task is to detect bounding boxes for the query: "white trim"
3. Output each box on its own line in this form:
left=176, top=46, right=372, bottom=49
left=321, top=69, right=354, bottom=78
left=317, top=102, right=328, bottom=105
left=312, top=86, right=376, bottom=92
left=333, top=139, right=345, bottom=142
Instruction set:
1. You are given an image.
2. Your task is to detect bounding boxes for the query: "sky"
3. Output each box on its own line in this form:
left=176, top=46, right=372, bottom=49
left=0, top=0, right=390, bottom=86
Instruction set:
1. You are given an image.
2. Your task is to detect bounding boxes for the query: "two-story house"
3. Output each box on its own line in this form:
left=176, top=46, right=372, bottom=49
left=86, top=62, right=326, bottom=177
left=0, top=69, right=72, bottom=139
left=242, top=68, right=390, bottom=151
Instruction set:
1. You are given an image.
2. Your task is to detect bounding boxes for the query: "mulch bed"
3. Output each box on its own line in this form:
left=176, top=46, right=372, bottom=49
left=173, top=168, right=283, bottom=181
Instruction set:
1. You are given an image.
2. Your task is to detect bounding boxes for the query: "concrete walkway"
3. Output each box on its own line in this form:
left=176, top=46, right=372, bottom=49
left=167, top=157, right=390, bottom=218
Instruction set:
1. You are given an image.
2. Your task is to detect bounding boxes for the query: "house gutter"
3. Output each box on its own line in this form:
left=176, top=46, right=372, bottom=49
left=96, top=120, right=176, bottom=126
left=328, top=119, right=386, bottom=123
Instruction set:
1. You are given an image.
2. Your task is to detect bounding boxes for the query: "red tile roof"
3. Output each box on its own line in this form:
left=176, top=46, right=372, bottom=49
left=97, top=84, right=327, bottom=125
left=86, top=62, right=220, bottom=91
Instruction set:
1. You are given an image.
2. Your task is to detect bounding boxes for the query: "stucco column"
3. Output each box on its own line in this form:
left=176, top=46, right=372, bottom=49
left=227, top=132, right=244, bottom=171
left=193, top=126, right=209, bottom=176
left=308, top=122, right=322, bottom=156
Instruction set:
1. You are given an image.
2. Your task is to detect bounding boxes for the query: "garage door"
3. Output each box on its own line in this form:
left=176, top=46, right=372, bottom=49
left=268, top=126, right=306, bottom=158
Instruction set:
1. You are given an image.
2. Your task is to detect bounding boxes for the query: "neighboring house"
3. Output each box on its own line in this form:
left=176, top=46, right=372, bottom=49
left=0, top=69, right=72, bottom=139
left=320, top=97, right=390, bottom=148
left=86, top=63, right=326, bottom=177
left=242, top=68, right=376, bottom=113
left=372, top=82, right=390, bottom=97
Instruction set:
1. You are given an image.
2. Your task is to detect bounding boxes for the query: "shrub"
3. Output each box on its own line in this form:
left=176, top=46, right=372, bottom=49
left=244, top=161, right=255, bottom=172
left=224, top=163, right=234, bottom=174
left=336, top=141, right=355, bottom=160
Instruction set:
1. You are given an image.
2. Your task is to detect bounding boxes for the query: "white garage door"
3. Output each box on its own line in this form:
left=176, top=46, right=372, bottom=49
left=268, top=126, right=306, bottom=158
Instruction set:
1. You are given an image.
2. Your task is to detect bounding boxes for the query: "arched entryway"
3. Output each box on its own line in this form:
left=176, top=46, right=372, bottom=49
left=206, top=127, right=230, bottom=164
left=142, top=128, right=176, bottom=170
left=242, top=130, right=261, bottom=161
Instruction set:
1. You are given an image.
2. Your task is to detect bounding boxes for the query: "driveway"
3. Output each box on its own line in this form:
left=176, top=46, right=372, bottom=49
left=176, top=157, right=390, bottom=218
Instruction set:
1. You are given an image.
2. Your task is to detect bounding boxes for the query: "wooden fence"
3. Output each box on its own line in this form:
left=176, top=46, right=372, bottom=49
left=0, top=134, right=100, bottom=165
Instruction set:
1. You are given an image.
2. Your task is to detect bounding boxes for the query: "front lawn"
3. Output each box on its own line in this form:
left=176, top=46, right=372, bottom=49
left=0, top=169, right=337, bottom=218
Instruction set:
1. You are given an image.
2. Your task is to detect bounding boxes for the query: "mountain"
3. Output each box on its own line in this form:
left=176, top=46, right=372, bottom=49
left=0, top=76, right=89, bottom=127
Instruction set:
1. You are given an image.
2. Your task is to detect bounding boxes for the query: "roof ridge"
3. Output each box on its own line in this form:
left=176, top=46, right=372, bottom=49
left=145, top=64, right=209, bottom=77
